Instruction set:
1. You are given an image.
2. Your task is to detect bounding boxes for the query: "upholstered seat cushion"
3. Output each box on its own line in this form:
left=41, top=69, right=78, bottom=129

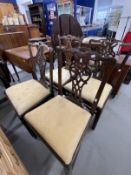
left=6, top=79, right=50, bottom=116
left=64, top=77, right=112, bottom=109
left=24, top=95, right=91, bottom=165
left=46, top=67, right=71, bottom=85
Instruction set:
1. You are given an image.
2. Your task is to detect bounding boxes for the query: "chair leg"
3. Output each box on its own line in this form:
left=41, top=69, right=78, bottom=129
left=20, top=118, right=37, bottom=139
left=11, top=63, right=20, bottom=81
left=91, top=110, right=101, bottom=130
left=65, top=165, right=72, bottom=175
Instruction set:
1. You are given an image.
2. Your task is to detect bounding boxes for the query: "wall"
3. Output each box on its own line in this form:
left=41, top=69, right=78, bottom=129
left=16, top=0, right=33, bottom=23
left=114, top=0, right=131, bottom=40
left=93, top=0, right=131, bottom=40
left=93, top=0, right=112, bottom=23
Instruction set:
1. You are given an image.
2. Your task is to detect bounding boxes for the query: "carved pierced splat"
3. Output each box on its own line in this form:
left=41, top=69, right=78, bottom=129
left=29, top=43, right=48, bottom=82
left=68, top=51, right=98, bottom=105
left=89, top=39, right=118, bottom=58
left=35, top=45, right=47, bottom=81
left=58, top=35, right=82, bottom=68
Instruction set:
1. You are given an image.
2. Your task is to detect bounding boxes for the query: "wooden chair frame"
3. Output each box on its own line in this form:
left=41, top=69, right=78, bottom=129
left=58, top=48, right=116, bottom=129
left=5, top=43, right=54, bottom=137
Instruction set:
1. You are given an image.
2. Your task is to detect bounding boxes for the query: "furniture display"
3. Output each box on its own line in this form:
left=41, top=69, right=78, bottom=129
left=0, top=128, right=29, bottom=175
left=28, top=3, right=46, bottom=36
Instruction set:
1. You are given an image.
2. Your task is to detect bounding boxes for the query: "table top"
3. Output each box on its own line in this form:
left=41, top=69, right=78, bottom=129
left=5, top=45, right=52, bottom=60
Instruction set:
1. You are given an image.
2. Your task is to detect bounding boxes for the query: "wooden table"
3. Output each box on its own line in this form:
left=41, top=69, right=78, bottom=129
left=5, top=45, right=53, bottom=79
left=0, top=128, right=29, bottom=175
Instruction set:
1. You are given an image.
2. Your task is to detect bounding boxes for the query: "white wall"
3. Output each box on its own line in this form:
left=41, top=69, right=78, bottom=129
left=93, top=0, right=131, bottom=40
left=114, top=0, right=131, bottom=40
left=16, top=0, right=33, bottom=23
left=93, top=0, right=112, bottom=23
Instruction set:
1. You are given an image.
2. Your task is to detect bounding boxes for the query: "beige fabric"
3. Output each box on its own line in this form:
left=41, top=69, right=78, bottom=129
left=6, top=79, right=50, bottom=116
left=25, top=95, right=91, bottom=165
left=46, top=67, right=71, bottom=85
left=82, top=37, right=106, bottom=44
left=64, top=77, right=112, bottom=109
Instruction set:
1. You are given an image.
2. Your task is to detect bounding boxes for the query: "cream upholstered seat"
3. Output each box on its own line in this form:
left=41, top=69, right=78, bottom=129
left=6, top=79, right=50, bottom=116
left=46, top=67, right=71, bottom=85
left=24, top=95, right=91, bottom=165
left=64, top=77, right=112, bottom=109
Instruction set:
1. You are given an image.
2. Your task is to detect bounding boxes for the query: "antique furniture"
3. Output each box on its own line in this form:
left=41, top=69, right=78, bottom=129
left=5, top=44, right=53, bottom=116
left=45, top=35, right=82, bottom=89
left=0, top=31, right=28, bottom=81
left=28, top=3, right=46, bottom=36
left=24, top=49, right=93, bottom=175
left=0, top=32, right=51, bottom=79
left=62, top=48, right=116, bottom=129
left=0, top=128, right=29, bottom=175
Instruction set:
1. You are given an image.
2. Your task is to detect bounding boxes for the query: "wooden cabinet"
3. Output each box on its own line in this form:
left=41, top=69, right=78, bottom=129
left=57, top=0, right=74, bottom=16
left=0, top=3, right=15, bottom=24
left=28, top=3, right=46, bottom=36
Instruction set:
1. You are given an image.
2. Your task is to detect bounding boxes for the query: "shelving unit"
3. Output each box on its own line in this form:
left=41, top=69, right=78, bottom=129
left=28, top=3, right=46, bottom=36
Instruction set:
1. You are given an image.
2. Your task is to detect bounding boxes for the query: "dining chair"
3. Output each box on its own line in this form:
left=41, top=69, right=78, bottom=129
left=62, top=47, right=116, bottom=129
left=45, top=35, right=82, bottom=89
left=23, top=50, right=99, bottom=175
left=86, top=38, right=118, bottom=58
left=23, top=49, right=116, bottom=175
left=5, top=43, right=54, bottom=135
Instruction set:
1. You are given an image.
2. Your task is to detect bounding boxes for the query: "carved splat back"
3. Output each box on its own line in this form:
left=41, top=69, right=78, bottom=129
left=58, top=35, right=82, bottom=68
left=89, top=39, right=118, bottom=58
left=28, top=43, right=53, bottom=88
left=59, top=48, right=116, bottom=107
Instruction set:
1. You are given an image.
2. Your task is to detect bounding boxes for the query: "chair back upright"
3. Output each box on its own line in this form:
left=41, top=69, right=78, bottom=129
left=28, top=43, right=53, bottom=93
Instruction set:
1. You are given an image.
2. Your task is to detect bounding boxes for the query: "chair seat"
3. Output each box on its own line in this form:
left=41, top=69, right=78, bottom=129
left=24, top=95, right=91, bottom=165
left=6, top=79, right=50, bottom=116
left=64, top=77, right=112, bottom=109
left=46, top=67, right=71, bottom=85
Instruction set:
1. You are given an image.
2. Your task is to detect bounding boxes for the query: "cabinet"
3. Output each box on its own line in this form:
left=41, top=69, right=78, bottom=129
left=28, top=3, right=46, bottom=36
left=0, top=3, right=15, bottom=24
left=57, top=0, right=74, bottom=16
